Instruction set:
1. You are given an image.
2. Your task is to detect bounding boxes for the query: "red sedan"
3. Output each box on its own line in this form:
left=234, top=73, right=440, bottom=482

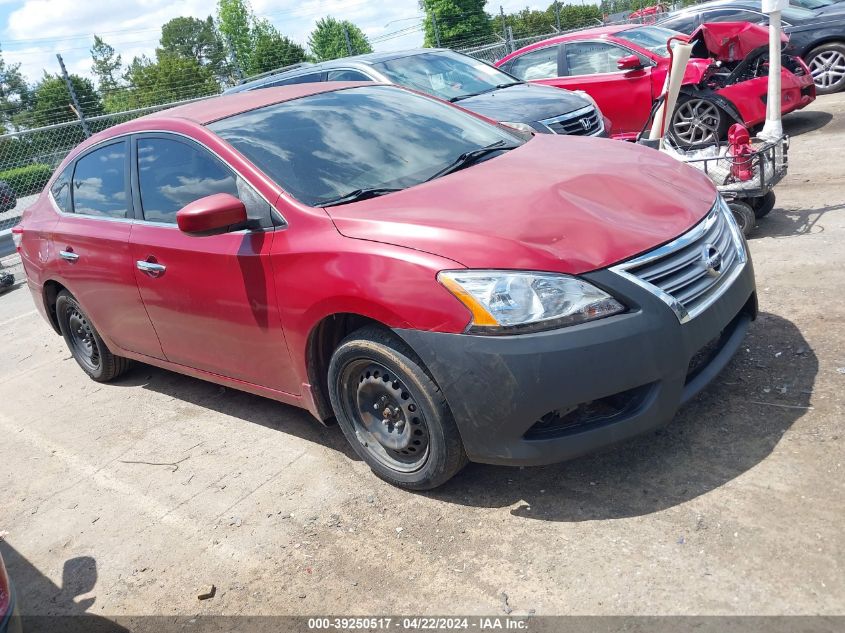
left=495, top=24, right=816, bottom=144
left=15, top=83, right=756, bottom=489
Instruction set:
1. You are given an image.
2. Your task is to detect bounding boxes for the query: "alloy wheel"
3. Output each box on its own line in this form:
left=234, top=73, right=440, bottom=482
left=340, top=360, right=430, bottom=473
left=672, top=98, right=722, bottom=145
left=809, top=50, right=845, bottom=90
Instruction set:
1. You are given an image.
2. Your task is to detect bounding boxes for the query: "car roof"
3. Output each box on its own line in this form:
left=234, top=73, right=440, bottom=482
left=232, top=48, right=454, bottom=92
left=664, top=0, right=757, bottom=14
left=141, top=82, right=370, bottom=125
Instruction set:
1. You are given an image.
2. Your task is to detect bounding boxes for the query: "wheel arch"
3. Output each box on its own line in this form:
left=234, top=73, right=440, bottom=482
left=305, top=312, right=394, bottom=423
left=41, top=279, right=67, bottom=335
left=801, top=37, right=845, bottom=59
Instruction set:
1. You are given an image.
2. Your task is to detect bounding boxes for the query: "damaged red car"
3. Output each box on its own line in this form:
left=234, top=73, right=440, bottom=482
left=496, top=23, right=816, bottom=145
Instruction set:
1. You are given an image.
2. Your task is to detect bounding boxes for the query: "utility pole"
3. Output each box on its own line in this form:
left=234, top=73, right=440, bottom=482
left=56, top=54, right=90, bottom=138
left=432, top=13, right=442, bottom=48
left=554, top=1, right=562, bottom=30
left=500, top=6, right=507, bottom=42
left=343, top=25, right=354, bottom=56
left=507, top=26, right=515, bottom=54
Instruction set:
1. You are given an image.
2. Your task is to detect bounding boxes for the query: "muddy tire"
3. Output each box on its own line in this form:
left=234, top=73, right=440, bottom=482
left=327, top=326, right=467, bottom=490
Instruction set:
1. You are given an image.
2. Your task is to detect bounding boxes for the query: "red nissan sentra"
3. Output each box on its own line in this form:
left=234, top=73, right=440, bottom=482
left=14, top=83, right=756, bottom=489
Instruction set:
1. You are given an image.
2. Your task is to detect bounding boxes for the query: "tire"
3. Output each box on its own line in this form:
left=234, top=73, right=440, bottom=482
left=806, top=42, right=845, bottom=95
left=56, top=290, right=131, bottom=382
left=669, top=96, right=731, bottom=147
left=327, top=325, right=468, bottom=490
left=728, top=200, right=756, bottom=238
left=750, top=191, right=776, bottom=219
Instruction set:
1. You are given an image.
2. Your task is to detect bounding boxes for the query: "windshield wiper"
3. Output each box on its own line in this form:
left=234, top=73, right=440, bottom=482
left=319, top=187, right=403, bottom=207
left=449, top=81, right=524, bottom=102
left=424, top=140, right=519, bottom=182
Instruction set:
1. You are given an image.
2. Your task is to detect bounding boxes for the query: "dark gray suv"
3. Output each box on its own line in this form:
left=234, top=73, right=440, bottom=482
left=225, top=49, right=610, bottom=137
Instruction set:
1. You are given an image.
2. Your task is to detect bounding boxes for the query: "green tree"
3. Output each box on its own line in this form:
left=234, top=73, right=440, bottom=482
left=217, top=0, right=253, bottom=74
left=307, top=17, right=372, bottom=62
left=21, top=73, right=103, bottom=128
left=420, top=0, right=492, bottom=48
left=124, top=54, right=219, bottom=108
left=158, top=16, right=227, bottom=77
left=251, top=19, right=306, bottom=74
left=90, top=35, right=122, bottom=94
left=0, top=48, right=30, bottom=133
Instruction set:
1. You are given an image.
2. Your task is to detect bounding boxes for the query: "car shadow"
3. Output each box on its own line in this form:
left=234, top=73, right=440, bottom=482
left=110, top=367, right=361, bottom=463
left=751, top=201, right=844, bottom=239
left=782, top=110, right=834, bottom=137
left=424, top=312, right=816, bottom=521
left=0, top=540, right=128, bottom=632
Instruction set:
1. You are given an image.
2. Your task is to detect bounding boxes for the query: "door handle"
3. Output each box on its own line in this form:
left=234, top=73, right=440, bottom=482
left=136, top=260, right=166, bottom=277
left=59, top=249, right=79, bottom=262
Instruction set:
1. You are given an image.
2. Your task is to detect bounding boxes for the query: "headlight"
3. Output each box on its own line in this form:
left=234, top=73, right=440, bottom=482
left=499, top=121, right=536, bottom=133
left=437, top=270, right=625, bottom=334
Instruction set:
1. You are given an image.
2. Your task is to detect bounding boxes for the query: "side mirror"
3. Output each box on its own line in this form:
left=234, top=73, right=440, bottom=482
left=617, top=54, right=644, bottom=71
left=176, top=193, right=247, bottom=236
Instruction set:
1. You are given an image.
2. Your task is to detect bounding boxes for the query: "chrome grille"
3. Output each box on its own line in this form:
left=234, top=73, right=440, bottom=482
left=541, top=106, right=603, bottom=136
left=610, top=200, right=747, bottom=323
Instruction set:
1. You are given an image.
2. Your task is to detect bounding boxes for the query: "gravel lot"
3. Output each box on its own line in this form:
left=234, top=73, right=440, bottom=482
left=1, top=94, right=843, bottom=621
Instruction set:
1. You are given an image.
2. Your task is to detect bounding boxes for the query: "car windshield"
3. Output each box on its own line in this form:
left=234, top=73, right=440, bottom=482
left=373, top=51, right=521, bottom=101
left=616, top=26, right=683, bottom=56
left=208, top=85, right=525, bottom=207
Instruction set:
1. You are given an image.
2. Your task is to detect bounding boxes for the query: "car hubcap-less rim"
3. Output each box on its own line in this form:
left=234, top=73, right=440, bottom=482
left=810, top=51, right=845, bottom=89
left=672, top=99, right=721, bottom=145
left=341, top=360, right=430, bottom=473
left=67, top=307, right=100, bottom=372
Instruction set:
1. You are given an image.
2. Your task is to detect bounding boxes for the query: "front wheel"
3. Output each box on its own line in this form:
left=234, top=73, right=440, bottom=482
left=327, top=326, right=467, bottom=490
left=669, top=96, right=730, bottom=147
left=806, top=42, right=845, bottom=95
left=728, top=200, right=756, bottom=238
left=56, top=291, right=131, bottom=382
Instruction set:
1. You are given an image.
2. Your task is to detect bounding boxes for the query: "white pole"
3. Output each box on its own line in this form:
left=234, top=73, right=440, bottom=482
left=759, top=0, right=786, bottom=140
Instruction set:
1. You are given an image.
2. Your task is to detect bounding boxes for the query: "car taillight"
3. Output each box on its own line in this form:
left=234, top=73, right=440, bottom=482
left=0, top=554, right=10, bottom=614
left=11, top=226, right=22, bottom=250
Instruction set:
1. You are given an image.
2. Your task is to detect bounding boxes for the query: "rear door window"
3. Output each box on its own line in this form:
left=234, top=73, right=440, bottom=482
left=508, top=46, right=561, bottom=80
left=326, top=69, right=371, bottom=81
left=657, top=13, right=700, bottom=34
left=72, top=141, right=129, bottom=218
left=267, top=72, right=324, bottom=87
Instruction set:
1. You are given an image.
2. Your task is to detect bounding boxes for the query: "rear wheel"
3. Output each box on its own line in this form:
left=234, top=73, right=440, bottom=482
left=56, top=291, right=131, bottom=382
left=670, top=96, right=730, bottom=147
left=751, top=191, right=776, bottom=219
left=806, top=42, right=845, bottom=95
left=327, top=326, right=467, bottom=490
left=728, top=200, right=756, bottom=237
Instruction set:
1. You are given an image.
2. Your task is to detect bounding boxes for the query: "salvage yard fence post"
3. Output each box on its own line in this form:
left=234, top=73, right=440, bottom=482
left=56, top=54, right=91, bottom=139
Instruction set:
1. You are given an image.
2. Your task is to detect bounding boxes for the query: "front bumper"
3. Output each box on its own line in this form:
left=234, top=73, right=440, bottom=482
left=395, top=259, right=756, bottom=466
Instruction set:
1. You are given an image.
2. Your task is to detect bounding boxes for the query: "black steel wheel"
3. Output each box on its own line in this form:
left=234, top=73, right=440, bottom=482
left=751, top=191, right=776, bottom=219
left=728, top=200, right=756, bottom=238
left=328, top=326, right=467, bottom=489
left=56, top=290, right=131, bottom=382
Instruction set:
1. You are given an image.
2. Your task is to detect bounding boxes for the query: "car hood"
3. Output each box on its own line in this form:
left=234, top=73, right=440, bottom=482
left=325, top=135, right=718, bottom=274
left=456, top=83, right=592, bottom=124
left=689, top=22, right=788, bottom=61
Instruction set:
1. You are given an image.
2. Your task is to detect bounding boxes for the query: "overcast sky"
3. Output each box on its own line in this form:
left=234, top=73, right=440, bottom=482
left=0, top=0, right=562, bottom=84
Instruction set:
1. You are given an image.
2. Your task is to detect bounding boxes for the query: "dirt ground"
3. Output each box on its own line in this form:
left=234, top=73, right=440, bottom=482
left=1, top=93, right=843, bottom=621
